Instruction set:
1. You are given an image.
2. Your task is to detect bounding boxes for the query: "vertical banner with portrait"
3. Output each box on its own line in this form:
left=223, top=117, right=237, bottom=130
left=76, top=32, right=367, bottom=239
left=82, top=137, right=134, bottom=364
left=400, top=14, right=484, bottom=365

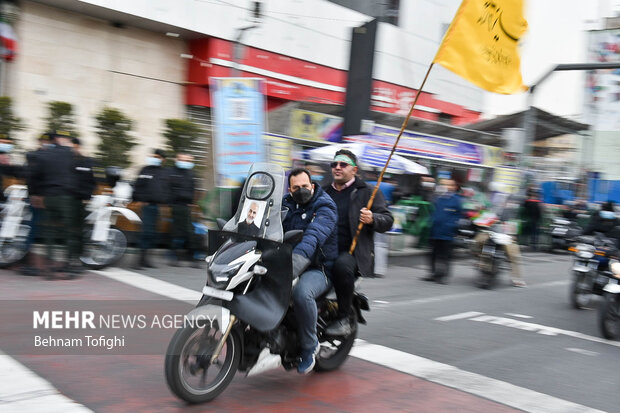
left=210, top=77, right=266, bottom=186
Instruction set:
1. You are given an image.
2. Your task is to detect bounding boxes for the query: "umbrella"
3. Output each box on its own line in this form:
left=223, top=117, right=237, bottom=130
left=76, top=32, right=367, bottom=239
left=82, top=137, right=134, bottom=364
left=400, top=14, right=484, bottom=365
left=306, top=142, right=428, bottom=175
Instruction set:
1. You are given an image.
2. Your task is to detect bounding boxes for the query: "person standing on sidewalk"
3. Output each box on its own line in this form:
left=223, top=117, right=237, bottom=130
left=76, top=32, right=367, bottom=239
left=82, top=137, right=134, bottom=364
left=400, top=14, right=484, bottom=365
left=133, top=149, right=170, bottom=269
left=32, top=130, right=80, bottom=278
left=168, top=152, right=201, bottom=267
left=323, top=149, right=393, bottom=336
left=424, top=178, right=462, bottom=284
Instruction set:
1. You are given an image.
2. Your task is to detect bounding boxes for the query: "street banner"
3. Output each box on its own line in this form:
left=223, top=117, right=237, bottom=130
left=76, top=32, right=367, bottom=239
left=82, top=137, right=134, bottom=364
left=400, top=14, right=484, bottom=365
left=433, top=0, right=528, bottom=94
left=264, top=133, right=293, bottom=169
left=289, top=109, right=343, bottom=142
left=210, top=77, right=265, bottom=186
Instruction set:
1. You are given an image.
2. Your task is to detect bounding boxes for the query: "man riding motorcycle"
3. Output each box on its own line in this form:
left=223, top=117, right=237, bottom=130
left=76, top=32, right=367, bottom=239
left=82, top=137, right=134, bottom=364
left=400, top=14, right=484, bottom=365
left=282, top=167, right=338, bottom=374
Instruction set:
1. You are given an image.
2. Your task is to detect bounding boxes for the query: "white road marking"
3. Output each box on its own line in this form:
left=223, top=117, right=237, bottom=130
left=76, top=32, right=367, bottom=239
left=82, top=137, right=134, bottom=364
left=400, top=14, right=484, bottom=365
left=504, top=313, right=533, bottom=319
left=373, top=300, right=390, bottom=304
left=96, top=268, right=201, bottom=304
left=385, top=280, right=569, bottom=308
left=434, top=311, right=484, bottom=321
left=351, top=340, right=605, bottom=413
left=0, top=351, right=92, bottom=412
left=439, top=312, right=620, bottom=348
left=565, top=348, right=599, bottom=357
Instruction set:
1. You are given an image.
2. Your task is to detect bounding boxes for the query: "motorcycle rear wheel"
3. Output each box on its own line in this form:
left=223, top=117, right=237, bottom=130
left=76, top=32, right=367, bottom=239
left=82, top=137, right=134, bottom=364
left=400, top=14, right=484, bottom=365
left=315, top=310, right=357, bottom=372
left=598, top=293, right=619, bottom=340
left=165, top=324, right=241, bottom=403
left=79, top=228, right=127, bottom=269
left=570, top=273, right=592, bottom=309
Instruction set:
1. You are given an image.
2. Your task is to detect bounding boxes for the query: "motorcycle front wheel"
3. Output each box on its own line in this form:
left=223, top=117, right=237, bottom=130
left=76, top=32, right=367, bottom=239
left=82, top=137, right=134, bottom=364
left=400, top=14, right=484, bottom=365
left=165, top=324, right=241, bottom=404
left=315, top=307, right=358, bottom=372
left=570, top=273, right=592, bottom=309
left=599, top=293, right=619, bottom=340
left=0, top=225, right=30, bottom=268
left=79, top=228, right=127, bottom=269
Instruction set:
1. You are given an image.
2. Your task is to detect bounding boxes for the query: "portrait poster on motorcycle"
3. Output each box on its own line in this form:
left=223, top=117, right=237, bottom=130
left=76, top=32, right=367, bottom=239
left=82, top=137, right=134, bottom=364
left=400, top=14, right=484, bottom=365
left=237, top=200, right=266, bottom=237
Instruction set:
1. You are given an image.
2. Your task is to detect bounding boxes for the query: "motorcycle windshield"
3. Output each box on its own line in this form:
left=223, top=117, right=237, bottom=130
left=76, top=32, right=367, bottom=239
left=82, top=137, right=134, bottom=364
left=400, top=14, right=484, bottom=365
left=222, top=163, right=285, bottom=243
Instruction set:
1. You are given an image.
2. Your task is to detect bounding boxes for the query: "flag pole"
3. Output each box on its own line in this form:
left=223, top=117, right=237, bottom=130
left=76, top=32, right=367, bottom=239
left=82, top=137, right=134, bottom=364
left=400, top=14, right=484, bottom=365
left=348, top=62, right=435, bottom=255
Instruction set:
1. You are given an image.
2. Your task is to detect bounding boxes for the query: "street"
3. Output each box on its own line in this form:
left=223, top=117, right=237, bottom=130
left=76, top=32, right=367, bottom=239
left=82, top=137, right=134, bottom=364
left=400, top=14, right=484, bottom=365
left=1, top=249, right=618, bottom=413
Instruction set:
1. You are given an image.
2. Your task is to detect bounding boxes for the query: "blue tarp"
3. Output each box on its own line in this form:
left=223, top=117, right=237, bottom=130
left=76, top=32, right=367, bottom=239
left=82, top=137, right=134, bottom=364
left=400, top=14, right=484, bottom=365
left=588, top=179, right=620, bottom=203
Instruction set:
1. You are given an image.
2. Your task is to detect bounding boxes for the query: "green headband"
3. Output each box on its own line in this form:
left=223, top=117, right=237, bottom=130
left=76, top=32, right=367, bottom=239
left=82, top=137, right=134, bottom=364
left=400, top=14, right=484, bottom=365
left=334, top=154, right=356, bottom=166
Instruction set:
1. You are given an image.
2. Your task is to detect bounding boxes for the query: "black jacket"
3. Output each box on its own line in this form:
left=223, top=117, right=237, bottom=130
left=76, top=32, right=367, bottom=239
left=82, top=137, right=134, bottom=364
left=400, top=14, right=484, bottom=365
left=169, top=167, right=195, bottom=205
left=72, top=155, right=96, bottom=200
left=25, top=149, right=46, bottom=197
left=34, top=145, right=76, bottom=196
left=325, top=178, right=394, bottom=278
left=133, top=165, right=170, bottom=204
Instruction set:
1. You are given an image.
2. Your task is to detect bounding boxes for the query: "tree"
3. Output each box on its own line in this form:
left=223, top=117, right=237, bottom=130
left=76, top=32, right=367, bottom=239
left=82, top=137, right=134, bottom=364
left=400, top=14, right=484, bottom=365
left=95, top=107, right=136, bottom=168
left=44, top=101, right=79, bottom=136
left=162, top=118, right=204, bottom=155
left=0, top=96, right=24, bottom=137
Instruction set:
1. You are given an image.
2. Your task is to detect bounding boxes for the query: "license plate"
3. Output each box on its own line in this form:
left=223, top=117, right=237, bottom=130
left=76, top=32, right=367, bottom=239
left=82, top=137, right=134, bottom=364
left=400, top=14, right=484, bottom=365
left=202, top=285, right=234, bottom=301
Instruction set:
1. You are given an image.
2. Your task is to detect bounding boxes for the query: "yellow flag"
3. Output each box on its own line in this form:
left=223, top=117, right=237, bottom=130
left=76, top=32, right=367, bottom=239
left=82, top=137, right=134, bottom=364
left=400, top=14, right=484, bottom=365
left=433, top=0, right=528, bottom=94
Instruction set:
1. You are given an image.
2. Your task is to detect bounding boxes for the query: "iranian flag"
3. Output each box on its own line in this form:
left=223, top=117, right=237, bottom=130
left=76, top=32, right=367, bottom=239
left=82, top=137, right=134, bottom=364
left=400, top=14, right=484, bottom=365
left=0, top=20, right=17, bottom=61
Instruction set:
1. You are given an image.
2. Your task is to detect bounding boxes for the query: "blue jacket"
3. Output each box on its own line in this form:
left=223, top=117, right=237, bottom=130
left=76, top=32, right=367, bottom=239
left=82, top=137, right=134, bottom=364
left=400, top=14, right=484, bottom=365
left=430, top=193, right=463, bottom=241
left=282, top=184, right=338, bottom=275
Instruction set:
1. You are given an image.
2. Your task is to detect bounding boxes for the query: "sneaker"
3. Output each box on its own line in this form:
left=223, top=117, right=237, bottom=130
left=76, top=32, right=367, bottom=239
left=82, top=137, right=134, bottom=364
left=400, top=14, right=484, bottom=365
left=512, top=279, right=527, bottom=288
left=297, top=343, right=319, bottom=374
left=325, top=317, right=352, bottom=336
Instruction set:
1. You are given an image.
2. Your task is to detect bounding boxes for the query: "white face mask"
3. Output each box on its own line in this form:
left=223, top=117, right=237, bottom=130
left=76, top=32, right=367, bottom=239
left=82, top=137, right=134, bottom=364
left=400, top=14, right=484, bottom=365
left=422, top=181, right=435, bottom=190
left=435, top=185, right=448, bottom=195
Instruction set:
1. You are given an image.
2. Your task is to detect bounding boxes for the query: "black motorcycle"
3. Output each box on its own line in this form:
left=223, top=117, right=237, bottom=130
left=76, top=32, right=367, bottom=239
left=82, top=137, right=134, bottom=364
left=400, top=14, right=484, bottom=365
left=549, top=217, right=582, bottom=252
left=164, top=163, right=368, bottom=403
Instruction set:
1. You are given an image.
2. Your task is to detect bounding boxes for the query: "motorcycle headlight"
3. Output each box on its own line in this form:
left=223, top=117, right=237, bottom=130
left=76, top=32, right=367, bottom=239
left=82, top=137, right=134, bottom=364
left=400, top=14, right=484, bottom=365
left=207, top=262, right=242, bottom=288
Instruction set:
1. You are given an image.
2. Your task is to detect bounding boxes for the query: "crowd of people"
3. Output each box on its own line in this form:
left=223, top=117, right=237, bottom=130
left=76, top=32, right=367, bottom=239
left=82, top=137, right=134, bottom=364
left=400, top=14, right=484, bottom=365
left=0, top=131, right=202, bottom=279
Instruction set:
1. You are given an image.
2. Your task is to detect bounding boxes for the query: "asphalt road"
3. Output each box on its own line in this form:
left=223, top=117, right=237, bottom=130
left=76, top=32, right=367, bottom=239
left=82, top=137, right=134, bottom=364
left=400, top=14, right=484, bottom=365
left=1, top=248, right=618, bottom=412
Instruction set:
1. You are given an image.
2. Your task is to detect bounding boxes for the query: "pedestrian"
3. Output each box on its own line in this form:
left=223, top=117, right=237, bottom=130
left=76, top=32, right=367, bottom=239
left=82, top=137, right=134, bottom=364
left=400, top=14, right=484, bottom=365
left=423, top=178, right=462, bottom=284
left=133, top=148, right=170, bottom=269
left=32, top=130, right=80, bottom=278
left=70, top=137, right=96, bottom=267
left=20, top=133, right=53, bottom=276
left=521, top=187, right=542, bottom=251
left=282, top=167, right=338, bottom=374
left=168, top=152, right=202, bottom=267
left=323, top=149, right=393, bottom=336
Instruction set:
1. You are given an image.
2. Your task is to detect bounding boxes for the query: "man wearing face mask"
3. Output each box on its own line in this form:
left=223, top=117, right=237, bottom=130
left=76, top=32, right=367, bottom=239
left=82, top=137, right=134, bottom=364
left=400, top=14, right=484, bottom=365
left=168, top=152, right=201, bottom=267
left=133, top=148, right=170, bottom=269
left=323, top=149, right=393, bottom=336
left=282, top=167, right=337, bottom=374
left=424, top=178, right=462, bottom=284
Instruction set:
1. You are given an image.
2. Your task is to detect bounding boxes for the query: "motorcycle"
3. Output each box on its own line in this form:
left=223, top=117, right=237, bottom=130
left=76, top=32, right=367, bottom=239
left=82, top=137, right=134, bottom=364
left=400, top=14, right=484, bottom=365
left=598, top=259, right=620, bottom=339
left=164, top=163, right=368, bottom=403
left=549, top=217, right=582, bottom=252
left=567, top=234, right=615, bottom=309
left=0, top=185, right=31, bottom=268
left=79, top=181, right=141, bottom=269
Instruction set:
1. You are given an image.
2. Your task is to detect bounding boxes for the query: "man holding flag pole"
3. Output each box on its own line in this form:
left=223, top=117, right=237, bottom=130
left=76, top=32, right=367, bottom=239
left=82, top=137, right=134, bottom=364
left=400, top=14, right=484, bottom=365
left=341, top=0, right=528, bottom=288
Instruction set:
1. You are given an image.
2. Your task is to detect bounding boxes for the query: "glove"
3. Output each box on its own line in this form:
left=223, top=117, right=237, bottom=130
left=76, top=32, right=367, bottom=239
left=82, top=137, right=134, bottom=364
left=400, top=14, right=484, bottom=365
left=292, top=253, right=310, bottom=279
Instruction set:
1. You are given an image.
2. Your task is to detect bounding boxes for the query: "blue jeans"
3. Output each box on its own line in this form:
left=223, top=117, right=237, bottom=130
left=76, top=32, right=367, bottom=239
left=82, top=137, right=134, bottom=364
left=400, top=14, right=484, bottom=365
left=292, top=269, right=331, bottom=351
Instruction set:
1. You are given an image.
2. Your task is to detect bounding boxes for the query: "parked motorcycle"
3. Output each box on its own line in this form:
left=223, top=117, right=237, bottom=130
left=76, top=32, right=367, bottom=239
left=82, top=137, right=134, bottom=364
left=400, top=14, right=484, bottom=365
left=567, top=234, right=615, bottom=309
left=598, top=260, right=620, bottom=339
left=164, top=163, right=368, bottom=403
left=79, top=181, right=141, bottom=269
left=549, top=217, right=582, bottom=252
left=0, top=185, right=31, bottom=268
